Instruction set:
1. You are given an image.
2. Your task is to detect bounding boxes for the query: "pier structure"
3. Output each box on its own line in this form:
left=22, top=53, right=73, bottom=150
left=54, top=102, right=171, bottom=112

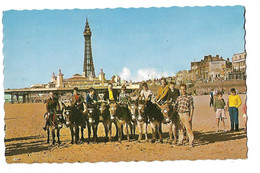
left=4, top=85, right=140, bottom=104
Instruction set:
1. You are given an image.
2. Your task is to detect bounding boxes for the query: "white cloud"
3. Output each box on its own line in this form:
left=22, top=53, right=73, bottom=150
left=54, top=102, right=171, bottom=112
left=119, top=67, right=132, bottom=81
left=119, top=67, right=175, bottom=82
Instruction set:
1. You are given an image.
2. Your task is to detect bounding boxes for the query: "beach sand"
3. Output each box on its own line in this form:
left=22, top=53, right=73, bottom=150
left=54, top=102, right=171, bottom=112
left=4, top=94, right=247, bottom=163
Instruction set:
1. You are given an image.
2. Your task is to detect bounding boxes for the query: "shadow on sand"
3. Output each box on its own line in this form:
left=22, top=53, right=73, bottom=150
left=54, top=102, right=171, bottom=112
left=5, top=130, right=247, bottom=157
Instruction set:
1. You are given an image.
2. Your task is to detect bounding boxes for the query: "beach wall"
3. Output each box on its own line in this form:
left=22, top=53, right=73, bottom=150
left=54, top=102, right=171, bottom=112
left=192, top=80, right=246, bottom=95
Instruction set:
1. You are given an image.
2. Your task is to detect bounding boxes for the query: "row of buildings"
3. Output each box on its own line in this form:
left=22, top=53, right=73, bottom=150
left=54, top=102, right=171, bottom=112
left=175, top=52, right=246, bottom=86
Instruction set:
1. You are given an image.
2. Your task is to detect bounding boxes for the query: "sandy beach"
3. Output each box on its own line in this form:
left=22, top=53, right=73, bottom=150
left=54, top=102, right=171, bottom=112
left=4, top=94, right=247, bottom=163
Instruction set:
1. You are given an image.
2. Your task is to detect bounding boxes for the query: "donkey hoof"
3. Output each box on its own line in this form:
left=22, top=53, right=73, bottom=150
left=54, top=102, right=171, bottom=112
left=160, top=140, right=163, bottom=143
left=151, top=139, right=155, bottom=143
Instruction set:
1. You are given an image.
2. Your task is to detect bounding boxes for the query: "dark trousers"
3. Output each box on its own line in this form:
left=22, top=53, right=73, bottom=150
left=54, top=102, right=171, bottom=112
left=229, top=107, right=239, bottom=131
left=210, top=98, right=214, bottom=107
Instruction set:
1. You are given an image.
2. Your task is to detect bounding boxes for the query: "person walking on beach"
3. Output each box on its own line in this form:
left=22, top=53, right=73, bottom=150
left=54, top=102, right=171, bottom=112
left=213, top=92, right=227, bottom=132
left=175, top=83, right=194, bottom=147
left=227, top=88, right=242, bottom=131
left=43, top=92, right=61, bottom=131
left=210, top=89, right=214, bottom=107
left=242, top=103, right=247, bottom=131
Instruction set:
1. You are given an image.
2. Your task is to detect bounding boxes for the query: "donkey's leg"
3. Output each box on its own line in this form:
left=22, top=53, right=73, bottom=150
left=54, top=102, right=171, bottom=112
left=169, top=123, right=173, bottom=144
left=81, top=126, right=84, bottom=141
left=52, top=128, right=56, bottom=145
left=93, top=125, right=98, bottom=143
left=172, top=123, right=177, bottom=145
left=70, top=127, right=74, bottom=144
left=87, top=124, right=91, bottom=143
left=144, top=122, right=148, bottom=142
left=108, top=123, right=112, bottom=142
left=104, top=123, right=108, bottom=143
left=126, top=123, right=130, bottom=142
left=158, top=122, right=163, bottom=143
left=117, top=122, right=122, bottom=142
left=47, top=128, right=50, bottom=144
left=150, top=122, right=156, bottom=143
left=75, top=126, right=79, bottom=144
left=138, top=122, right=143, bottom=141
left=57, top=128, right=61, bottom=145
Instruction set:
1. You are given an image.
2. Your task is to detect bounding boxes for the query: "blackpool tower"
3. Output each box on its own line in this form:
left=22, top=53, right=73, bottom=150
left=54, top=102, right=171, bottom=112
left=83, top=18, right=95, bottom=78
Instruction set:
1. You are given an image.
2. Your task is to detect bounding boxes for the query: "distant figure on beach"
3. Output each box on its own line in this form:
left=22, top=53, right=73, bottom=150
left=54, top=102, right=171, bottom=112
left=227, top=88, right=242, bottom=131
left=242, top=103, right=247, bottom=131
left=43, top=92, right=61, bottom=131
left=86, top=87, right=98, bottom=105
left=213, top=92, right=227, bottom=132
left=175, top=83, right=194, bottom=147
left=210, top=89, right=214, bottom=107
left=155, top=78, right=169, bottom=104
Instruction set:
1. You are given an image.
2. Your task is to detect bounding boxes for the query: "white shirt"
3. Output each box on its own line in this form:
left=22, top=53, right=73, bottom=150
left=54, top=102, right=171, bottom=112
left=140, top=90, right=153, bottom=100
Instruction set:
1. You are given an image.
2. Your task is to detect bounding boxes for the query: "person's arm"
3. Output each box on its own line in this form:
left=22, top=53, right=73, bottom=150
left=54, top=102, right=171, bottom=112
left=189, top=108, right=194, bottom=122
left=155, top=88, right=161, bottom=101
left=56, top=98, right=61, bottom=111
left=189, top=97, right=194, bottom=122
left=213, top=100, right=216, bottom=112
left=86, top=94, right=90, bottom=104
left=94, top=94, right=98, bottom=102
left=159, top=86, right=169, bottom=101
left=79, top=95, right=84, bottom=105
left=46, top=99, right=50, bottom=112
left=227, top=96, right=229, bottom=109
left=237, top=95, right=242, bottom=108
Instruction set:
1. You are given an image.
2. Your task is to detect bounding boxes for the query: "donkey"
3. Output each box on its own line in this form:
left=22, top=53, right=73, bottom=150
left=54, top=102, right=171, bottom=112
left=44, top=110, right=65, bottom=145
left=128, top=100, right=138, bottom=139
left=84, top=102, right=99, bottom=143
left=144, top=101, right=164, bottom=143
left=96, top=102, right=111, bottom=142
left=135, top=100, right=149, bottom=142
left=62, top=103, right=87, bottom=144
left=156, top=102, right=179, bottom=144
left=109, top=102, right=132, bottom=142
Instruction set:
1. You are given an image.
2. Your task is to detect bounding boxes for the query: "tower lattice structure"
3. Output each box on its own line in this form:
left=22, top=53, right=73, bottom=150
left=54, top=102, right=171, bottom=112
left=83, top=18, right=95, bottom=78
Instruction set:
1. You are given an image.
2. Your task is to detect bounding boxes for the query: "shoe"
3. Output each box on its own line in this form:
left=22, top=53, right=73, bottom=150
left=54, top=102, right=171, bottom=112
left=43, top=126, right=46, bottom=131
left=216, top=129, right=219, bottom=132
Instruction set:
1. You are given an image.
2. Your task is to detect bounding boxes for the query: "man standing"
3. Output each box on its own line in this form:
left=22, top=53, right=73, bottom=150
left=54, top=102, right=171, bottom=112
left=167, top=82, right=180, bottom=104
left=71, top=87, right=84, bottom=111
left=155, top=78, right=169, bottom=104
left=43, top=92, right=60, bottom=130
left=104, top=83, right=119, bottom=102
left=227, top=88, right=242, bottom=131
left=175, top=84, right=194, bottom=147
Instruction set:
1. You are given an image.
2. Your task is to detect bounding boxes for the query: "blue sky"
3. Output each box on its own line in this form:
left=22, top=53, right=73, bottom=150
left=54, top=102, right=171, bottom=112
left=3, top=6, right=245, bottom=89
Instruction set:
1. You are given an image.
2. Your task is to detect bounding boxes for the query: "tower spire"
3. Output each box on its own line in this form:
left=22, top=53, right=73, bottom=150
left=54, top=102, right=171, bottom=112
left=83, top=18, right=95, bottom=78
